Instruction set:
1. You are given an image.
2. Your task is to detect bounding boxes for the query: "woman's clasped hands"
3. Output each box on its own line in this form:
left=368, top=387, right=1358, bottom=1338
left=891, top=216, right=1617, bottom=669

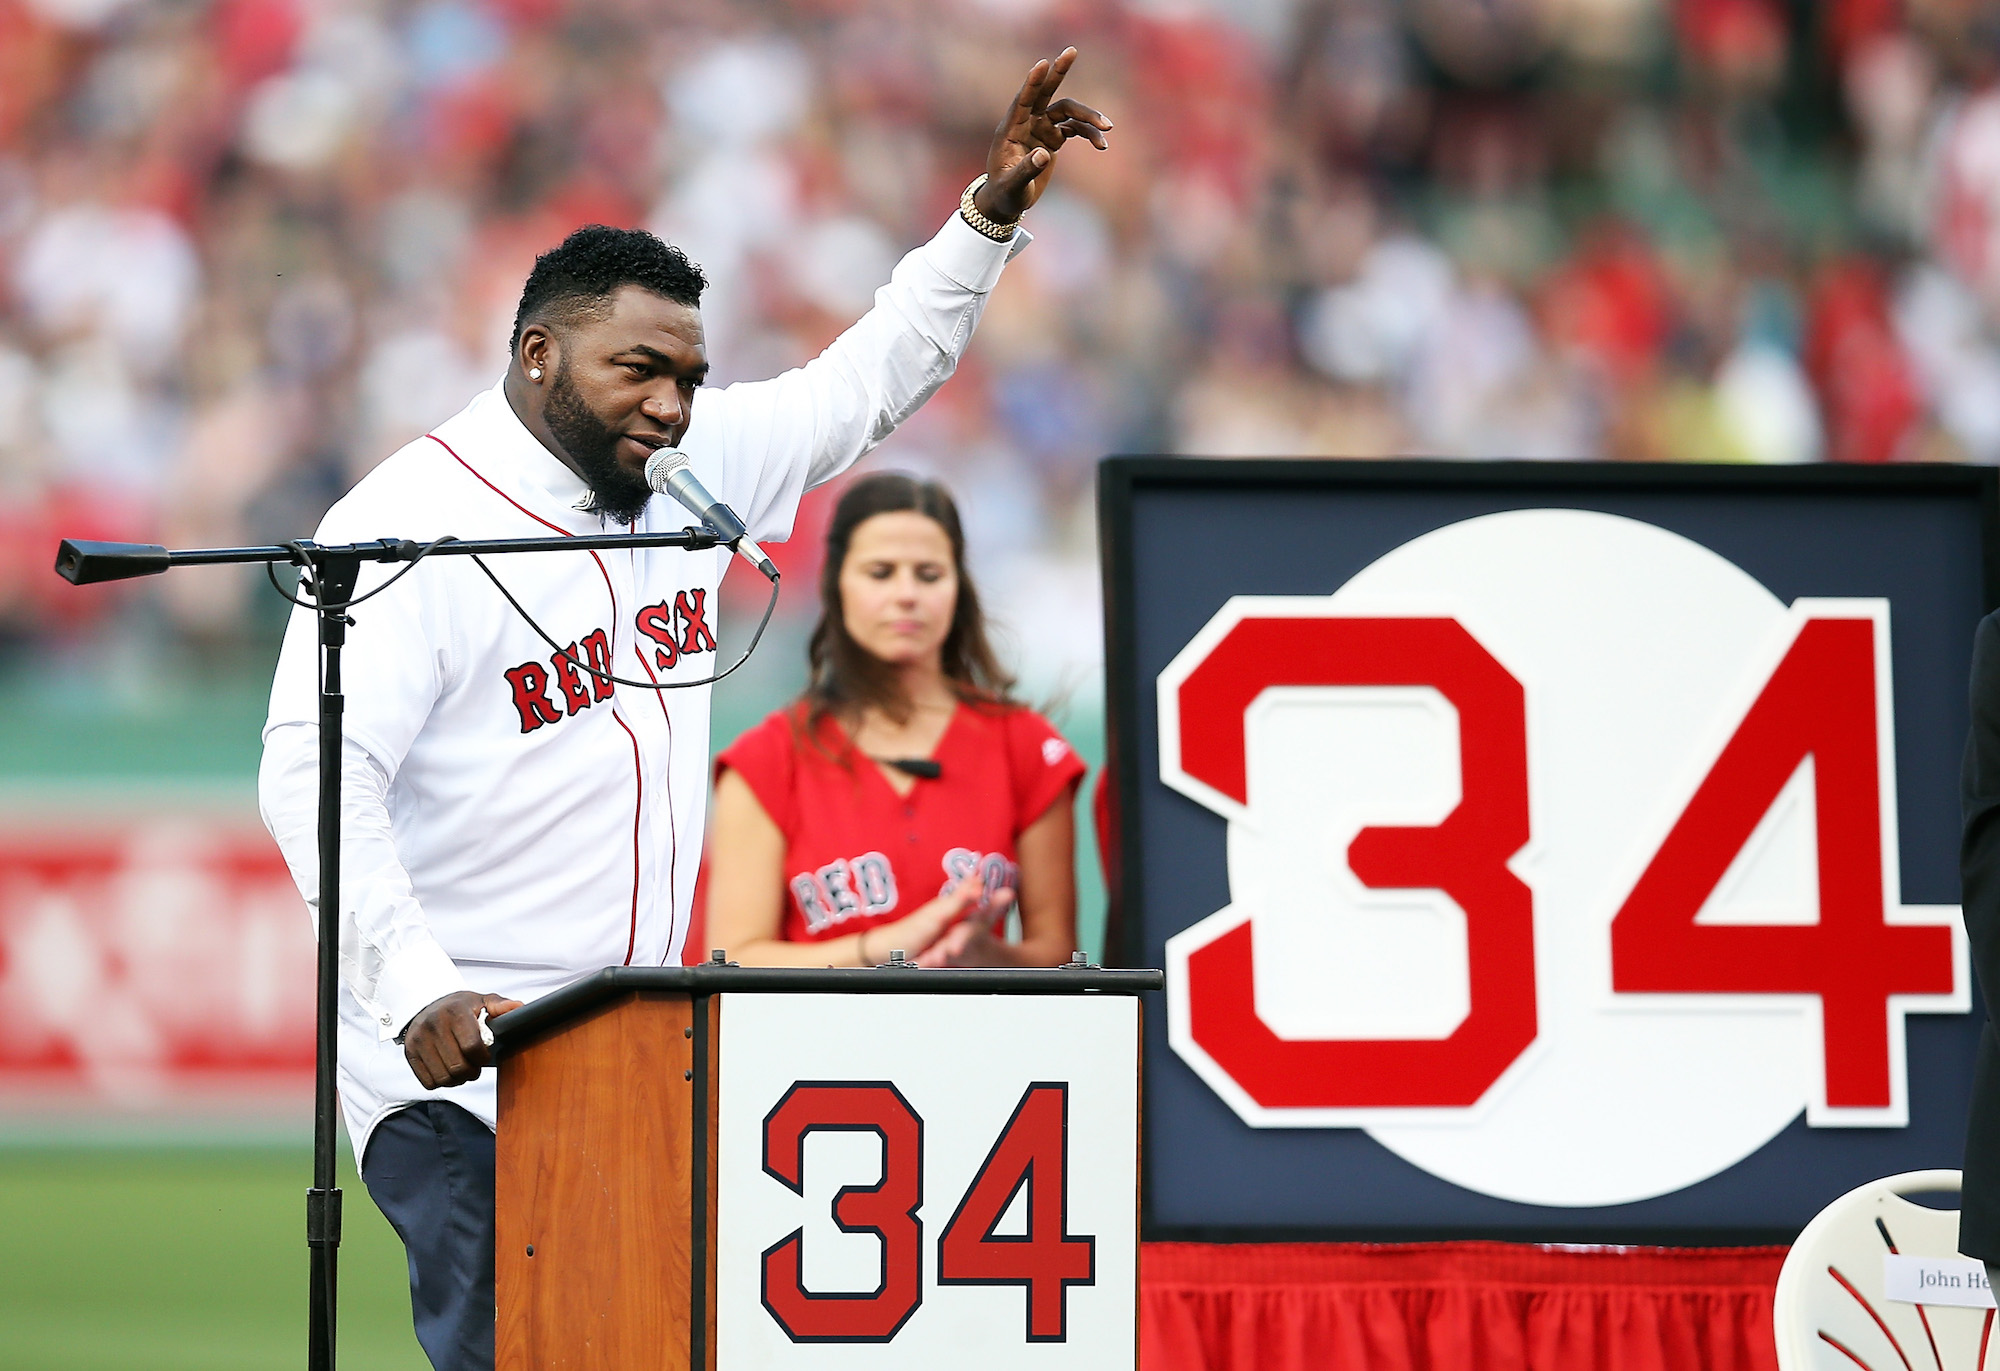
left=857, top=872, right=1017, bottom=968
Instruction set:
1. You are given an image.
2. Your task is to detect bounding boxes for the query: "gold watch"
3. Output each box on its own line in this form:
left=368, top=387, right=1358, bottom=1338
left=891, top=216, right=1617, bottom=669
left=959, top=174, right=1018, bottom=242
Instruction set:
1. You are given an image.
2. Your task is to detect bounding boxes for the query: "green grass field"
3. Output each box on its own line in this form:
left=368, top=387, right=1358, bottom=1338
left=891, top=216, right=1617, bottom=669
left=0, top=1147, right=427, bottom=1371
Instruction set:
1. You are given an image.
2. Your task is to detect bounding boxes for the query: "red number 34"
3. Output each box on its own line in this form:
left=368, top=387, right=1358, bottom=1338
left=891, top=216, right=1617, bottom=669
left=760, top=1081, right=1094, bottom=1343
left=1174, top=608, right=1960, bottom=1119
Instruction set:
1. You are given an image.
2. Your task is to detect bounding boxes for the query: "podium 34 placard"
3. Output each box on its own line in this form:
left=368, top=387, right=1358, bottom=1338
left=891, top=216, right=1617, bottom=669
left=490, top=966, right=1153, bottom=1371
left=715, top=992, right=1137, bottom=1368
left=1101, top=458, right=1997, bottom=1243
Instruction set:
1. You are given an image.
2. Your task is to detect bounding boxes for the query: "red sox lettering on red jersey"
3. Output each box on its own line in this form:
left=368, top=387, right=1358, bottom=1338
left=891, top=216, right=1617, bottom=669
left=941, top=846, right=1018, bottom=905
left=790, top=847, right=1019, bottom=933
left=791, top=853, right=900, bottom=933
left=258, top=213, right=1030, bottom=1160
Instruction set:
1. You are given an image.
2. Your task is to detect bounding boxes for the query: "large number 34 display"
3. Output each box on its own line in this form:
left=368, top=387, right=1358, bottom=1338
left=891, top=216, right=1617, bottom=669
left=759, top=1081, right=1094, bottom=1344
left=1157, top=511, right=1968, bottom=1208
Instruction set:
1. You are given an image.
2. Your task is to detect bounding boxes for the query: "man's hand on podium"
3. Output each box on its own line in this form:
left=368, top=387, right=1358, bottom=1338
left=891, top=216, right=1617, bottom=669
left=403, top=991, right=524, bottom=1090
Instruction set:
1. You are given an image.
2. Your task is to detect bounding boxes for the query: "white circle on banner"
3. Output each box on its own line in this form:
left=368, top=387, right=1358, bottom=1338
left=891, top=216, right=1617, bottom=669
left=1343, top=511, right=1808, bottom=1204
left=1174, top=509, right=1848, bottom=1206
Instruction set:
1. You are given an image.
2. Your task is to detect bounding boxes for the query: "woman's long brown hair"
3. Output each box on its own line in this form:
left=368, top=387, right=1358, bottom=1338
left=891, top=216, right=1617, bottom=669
left=804, top=472, right=1015, bottom=737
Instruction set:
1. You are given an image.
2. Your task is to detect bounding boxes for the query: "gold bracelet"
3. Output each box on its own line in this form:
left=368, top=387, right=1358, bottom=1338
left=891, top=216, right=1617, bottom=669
left=856, top=929, right=873, bottom=966
left=959, top=174, right=1018, bottom=242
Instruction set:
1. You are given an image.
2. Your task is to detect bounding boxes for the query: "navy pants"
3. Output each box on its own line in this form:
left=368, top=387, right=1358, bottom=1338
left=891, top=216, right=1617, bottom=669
left=361, top=1102, right=496, bottom=1371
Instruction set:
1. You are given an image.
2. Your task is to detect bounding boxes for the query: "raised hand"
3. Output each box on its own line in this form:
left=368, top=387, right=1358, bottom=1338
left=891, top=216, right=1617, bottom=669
left=973, top=47, right=1112, bottom=226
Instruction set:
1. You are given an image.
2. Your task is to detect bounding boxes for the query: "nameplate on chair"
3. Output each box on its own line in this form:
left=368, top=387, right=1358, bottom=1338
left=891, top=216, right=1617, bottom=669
left=1884, top=1255, right=1996, bottom=1308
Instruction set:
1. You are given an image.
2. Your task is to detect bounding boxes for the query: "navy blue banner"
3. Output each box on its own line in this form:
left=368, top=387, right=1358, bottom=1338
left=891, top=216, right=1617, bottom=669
left=1101, top=460, right=1998, bottom=1242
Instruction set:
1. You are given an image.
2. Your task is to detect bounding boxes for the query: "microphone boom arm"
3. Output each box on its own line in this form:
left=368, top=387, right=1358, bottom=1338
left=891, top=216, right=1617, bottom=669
left=54, top=527, right=724, bottom=585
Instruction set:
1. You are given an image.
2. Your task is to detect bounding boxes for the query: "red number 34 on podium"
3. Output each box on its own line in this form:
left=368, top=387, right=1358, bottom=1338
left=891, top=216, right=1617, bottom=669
left=759, top=1081, right=1094, bottom=1344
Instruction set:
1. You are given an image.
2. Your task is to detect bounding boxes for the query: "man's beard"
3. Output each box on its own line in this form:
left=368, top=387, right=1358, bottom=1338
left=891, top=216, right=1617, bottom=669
left=543, top=362, right=654, bottom=524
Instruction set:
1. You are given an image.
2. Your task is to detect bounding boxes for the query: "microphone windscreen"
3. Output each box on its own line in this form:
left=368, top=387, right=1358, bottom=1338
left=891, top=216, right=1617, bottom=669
left=643, top=447, right=689, bottom=494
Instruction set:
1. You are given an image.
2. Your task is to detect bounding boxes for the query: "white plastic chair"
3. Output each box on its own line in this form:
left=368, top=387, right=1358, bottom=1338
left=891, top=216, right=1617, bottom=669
left=1776, top=1169, right=1993, bottom=1370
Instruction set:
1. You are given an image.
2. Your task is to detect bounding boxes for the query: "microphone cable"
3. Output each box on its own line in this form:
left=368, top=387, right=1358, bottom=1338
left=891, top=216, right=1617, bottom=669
left=265, top=535, right=459, bottom=613
left=263, top=533, right=782, bottom=692
left=464, top=551, right=779, bottom=691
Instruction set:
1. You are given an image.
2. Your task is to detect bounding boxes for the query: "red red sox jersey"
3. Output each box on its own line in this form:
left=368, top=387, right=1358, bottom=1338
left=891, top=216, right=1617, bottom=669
left=258, top=213, right=1030, bottom=1157
left=716, top=702, right=1085, bottom=947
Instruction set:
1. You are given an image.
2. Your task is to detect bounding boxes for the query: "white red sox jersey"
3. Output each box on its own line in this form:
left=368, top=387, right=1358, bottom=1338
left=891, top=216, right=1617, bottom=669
left=259, top=213, right=1028, bottom=1158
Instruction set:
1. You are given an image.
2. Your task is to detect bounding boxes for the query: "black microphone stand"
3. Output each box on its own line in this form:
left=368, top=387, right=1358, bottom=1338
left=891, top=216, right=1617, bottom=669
left=53, top=528, right=723, bottom=1371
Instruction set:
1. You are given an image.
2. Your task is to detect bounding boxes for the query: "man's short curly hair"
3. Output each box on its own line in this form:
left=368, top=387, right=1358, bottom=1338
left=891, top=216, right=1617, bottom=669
left=510, top=225, right=707, bottom=351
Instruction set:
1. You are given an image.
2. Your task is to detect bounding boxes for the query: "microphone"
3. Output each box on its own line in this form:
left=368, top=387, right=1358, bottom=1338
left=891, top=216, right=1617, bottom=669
left=643, top=447, right=779, bottom=582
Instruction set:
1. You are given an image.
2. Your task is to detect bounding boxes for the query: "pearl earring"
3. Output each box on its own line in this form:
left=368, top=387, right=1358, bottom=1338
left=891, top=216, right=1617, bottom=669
left=528, top=368, right=542, bottom=380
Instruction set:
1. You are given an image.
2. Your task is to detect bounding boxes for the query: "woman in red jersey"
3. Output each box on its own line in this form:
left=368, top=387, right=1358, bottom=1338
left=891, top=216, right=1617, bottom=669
left=707, top=472, right=1084, bottom=967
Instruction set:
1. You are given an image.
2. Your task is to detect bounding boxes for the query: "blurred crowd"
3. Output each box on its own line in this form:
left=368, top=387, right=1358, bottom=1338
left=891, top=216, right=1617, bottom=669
left=3, top=0, right=2000, bottom=683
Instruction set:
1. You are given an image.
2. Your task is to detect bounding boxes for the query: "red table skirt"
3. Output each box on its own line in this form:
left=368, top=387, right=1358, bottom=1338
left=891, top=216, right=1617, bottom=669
left=1140, top=1241, right=1788, bottom=1371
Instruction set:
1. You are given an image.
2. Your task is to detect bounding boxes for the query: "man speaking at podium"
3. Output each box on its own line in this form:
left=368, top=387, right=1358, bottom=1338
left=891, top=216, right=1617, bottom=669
left=257, top=52, right=1109, bottom=1371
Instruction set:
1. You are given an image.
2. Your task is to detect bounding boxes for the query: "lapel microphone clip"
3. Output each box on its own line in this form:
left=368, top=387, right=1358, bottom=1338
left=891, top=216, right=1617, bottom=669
left=881, top=758, right=942, bottom=780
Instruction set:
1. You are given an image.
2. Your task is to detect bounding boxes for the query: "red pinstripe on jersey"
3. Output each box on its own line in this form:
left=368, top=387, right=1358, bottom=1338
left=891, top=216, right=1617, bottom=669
left=632, top=643, right=680, bottom=961
left=426, top=432, right=646, bottom=966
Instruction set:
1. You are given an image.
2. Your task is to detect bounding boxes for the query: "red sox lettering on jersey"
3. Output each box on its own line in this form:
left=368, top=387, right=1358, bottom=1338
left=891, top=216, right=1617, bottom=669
left=792, top=852, right=899, bottom=933
left=502, top=590, right=717, bottom=734
left=636, top=588, right=717, bottom=671
left=941, top=847, right=1018, bottom=907
left=790, top=848, right=1020, bottom=932
left=1158, top=509, right=1969, bottom=1209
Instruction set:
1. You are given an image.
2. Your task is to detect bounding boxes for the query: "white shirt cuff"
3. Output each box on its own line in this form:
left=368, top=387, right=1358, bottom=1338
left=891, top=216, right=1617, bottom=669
left=370, top=939, right=469, bottom=1042
left=928, top=211, right=1033, bottom=294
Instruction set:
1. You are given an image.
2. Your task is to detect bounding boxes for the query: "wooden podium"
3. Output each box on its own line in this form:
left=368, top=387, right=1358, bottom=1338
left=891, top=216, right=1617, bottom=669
left=489, top=963, right=1159, bottom=1370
